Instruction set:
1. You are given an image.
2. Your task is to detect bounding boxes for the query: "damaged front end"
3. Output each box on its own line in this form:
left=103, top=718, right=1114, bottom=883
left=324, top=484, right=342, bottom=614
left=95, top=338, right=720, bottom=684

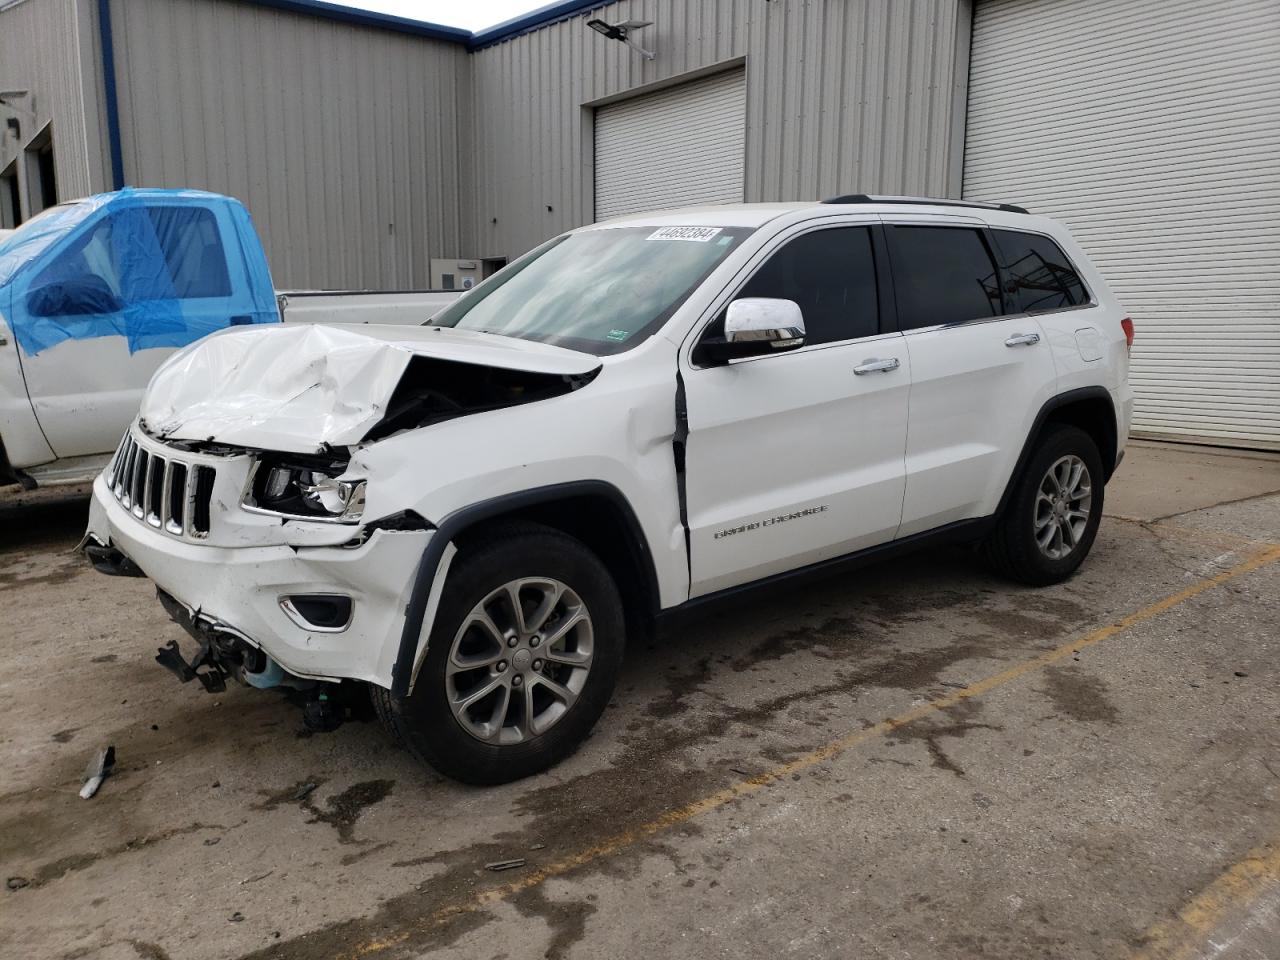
left=137, top=322, right=602, bottom=454
left=85, top=322, right=605, bottom=715
left=155, top=589, right=357, bottom=732
left=154, top=589, right=303, bottom=694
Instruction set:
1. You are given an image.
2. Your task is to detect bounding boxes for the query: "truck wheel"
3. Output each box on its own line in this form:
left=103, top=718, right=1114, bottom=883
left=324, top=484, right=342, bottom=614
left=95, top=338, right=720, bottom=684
left=376, top=524, right=624, bottom=785
left=984, top=424, right=1104, bottom=586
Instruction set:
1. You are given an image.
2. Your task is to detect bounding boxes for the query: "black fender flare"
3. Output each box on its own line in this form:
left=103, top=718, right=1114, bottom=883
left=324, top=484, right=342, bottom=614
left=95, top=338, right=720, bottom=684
left=995, top=385, right=1118, bottom=519
left=390, top=480, right=659, bottom=699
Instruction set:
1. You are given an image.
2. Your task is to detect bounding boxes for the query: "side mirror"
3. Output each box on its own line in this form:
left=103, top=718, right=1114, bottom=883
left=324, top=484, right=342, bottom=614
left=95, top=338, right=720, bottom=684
left=27, top=277, right=124, bottom=318
left=697, top=298, right=806, bottom=365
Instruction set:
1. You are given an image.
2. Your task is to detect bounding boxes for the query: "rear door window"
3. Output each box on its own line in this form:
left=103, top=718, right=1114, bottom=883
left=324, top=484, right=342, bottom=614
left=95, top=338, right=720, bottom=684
left=992, top=229, right=1090, bottom=313
left=888, top=225, right=1002, bottom=329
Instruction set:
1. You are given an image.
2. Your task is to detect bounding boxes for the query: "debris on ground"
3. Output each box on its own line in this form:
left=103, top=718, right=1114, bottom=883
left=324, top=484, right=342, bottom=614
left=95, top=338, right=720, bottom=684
left=240, top=871, right=273, bottom=885
left=6, top=877, right=30, bottom=891
left=79, top=745, right=116, bottom=799
left=229, top=911, right=245, bottom=923
left=485, top=858, right=527, bottom=872
left=302, top=695, right=344, bottom=733
left=290, top=782, right=319, bottom=802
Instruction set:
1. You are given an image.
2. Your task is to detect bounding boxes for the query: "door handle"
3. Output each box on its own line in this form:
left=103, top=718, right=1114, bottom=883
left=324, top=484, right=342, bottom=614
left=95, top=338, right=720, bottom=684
left=853, top=357, right=900, bottom=375
left=1005, top=332, right=1041, bottom=347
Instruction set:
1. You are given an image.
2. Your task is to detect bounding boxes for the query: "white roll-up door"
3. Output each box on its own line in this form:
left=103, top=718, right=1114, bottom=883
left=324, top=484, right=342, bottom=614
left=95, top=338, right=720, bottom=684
left=964, top=0, right=1280, bottom=449
left=594, top=69, right=746, bottom=222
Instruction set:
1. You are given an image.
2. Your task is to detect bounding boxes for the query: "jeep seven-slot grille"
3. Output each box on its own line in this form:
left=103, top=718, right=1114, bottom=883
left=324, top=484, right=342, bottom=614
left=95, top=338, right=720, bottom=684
left=106, top=434, right=216, bottom=539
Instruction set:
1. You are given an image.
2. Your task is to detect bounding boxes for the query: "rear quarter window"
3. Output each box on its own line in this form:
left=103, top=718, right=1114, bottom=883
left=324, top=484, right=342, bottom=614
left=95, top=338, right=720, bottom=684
left=992, top=229, right=1090, bottom=313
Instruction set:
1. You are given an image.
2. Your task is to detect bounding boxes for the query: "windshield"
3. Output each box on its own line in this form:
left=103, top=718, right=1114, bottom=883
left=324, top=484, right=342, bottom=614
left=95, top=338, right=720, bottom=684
left=428, top=225, right=753, bottom=355
left=0, top=201, right=97, bottom=286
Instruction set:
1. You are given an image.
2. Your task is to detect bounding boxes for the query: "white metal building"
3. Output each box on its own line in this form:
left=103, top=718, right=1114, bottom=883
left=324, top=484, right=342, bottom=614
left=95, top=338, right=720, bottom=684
left=1, top=0, right=1277, bottom=448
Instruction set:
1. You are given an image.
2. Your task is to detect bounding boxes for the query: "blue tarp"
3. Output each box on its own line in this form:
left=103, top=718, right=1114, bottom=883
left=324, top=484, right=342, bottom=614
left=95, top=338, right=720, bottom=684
left=0, top=188, right=276, bottom=356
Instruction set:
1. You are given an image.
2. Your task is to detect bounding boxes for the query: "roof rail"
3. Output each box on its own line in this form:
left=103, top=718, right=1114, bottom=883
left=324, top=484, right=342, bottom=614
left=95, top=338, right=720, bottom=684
left=821, top=194, right=1030, bottom=215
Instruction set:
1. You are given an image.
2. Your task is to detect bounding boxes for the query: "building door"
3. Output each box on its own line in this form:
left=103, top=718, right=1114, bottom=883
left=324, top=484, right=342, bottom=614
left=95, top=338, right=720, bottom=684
left=594, top=69, right=746, bottom=222
left=964, top=0, right=1280, bottom=450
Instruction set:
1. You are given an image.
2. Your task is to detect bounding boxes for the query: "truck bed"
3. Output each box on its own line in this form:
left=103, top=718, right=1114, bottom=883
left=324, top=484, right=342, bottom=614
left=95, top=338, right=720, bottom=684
left=277, top=289, right=462, bottom=326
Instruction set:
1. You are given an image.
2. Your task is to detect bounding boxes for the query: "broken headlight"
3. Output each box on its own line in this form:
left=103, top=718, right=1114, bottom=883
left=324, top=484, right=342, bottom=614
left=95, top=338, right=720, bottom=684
left=244, top=456, right=366, bottom=523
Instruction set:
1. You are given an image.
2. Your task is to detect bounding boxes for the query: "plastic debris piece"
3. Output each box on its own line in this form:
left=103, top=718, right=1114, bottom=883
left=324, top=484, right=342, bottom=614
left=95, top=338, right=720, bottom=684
left=290, top=782, right=319, bottom=802
left=79, top=746, right=116, bottom=799
left=6, top=877, right=30, bottom=891
left=485, top=859, right=526, bottom=872
left=240, top=871, right=273, bottom=885
left=229, top=912, right=245, bottom=923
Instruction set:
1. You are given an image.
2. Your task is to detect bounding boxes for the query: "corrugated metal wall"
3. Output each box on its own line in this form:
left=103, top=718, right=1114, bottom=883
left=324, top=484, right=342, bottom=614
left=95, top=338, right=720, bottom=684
left=0, top=0, right=110, bottom=214
left=465, top=0, right=971, bottom=259
left=107, top=0, right=469, bottom=290
left=964, top=0, right=1280, bottom=449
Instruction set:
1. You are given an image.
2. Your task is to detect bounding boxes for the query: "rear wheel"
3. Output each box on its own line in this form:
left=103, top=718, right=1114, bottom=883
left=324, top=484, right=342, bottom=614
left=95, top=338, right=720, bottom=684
left=374, top=524, right=624, bottom=784
left=984, top=424, right=1104, bottom=586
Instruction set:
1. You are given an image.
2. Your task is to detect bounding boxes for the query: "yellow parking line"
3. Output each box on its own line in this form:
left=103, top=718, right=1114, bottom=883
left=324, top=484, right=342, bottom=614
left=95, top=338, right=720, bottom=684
left=342, top=543, right=1280, bottom=960
left=1131, top=839, right=1280, bottom=960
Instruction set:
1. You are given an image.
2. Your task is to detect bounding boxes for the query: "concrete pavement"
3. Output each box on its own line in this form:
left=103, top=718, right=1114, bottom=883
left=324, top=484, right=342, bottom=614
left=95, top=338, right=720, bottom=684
left=2, top=441, right=1278, bottom=960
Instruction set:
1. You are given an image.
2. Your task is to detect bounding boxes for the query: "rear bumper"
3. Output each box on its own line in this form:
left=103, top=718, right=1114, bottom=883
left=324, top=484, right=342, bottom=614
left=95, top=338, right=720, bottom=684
left=87, top=474, right=430, bottom=686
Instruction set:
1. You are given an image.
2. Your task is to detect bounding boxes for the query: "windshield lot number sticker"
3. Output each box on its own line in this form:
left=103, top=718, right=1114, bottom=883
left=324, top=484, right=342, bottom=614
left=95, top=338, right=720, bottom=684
left=647, top=226, right=723, bottom=242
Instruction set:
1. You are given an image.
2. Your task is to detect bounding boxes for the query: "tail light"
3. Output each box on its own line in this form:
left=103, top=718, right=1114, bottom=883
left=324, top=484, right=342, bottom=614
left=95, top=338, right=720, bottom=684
left=1121, top=316, right=1134, bottom=351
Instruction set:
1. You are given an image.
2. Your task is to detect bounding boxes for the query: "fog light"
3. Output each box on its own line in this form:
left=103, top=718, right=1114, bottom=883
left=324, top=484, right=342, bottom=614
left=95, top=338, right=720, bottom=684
left=280, top=594, right=353, bottom=632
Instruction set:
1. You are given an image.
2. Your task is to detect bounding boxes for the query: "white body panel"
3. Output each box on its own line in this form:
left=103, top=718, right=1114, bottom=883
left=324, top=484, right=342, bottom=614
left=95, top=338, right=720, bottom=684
left=898, top=316, right=1055, bottom=535
left=20, top=337, right=179, bottom=460
left=683, top=335, right=910, bottom=595
left=85, top=200, right=1131, bottom=689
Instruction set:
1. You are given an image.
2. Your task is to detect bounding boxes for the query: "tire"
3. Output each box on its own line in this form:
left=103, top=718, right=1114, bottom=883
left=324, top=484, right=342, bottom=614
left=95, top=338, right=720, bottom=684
left=984, top=424, right=1105, bottom=586
left=375, top=523, right=625, bottom=785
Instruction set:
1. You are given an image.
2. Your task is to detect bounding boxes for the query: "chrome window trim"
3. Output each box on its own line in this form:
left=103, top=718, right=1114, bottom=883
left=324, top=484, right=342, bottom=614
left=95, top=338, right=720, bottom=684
left=899, top=300, right=1101, bottom=337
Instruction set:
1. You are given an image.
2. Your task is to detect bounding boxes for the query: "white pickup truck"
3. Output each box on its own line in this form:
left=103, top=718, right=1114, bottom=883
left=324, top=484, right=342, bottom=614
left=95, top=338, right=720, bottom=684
left=85, top=196, right=1134, bottom=785
left=0, top=189, right=457, bottom=488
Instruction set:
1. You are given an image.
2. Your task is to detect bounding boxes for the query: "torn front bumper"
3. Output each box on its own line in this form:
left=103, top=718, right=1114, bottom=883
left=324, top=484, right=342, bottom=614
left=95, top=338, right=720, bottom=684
left=86, top=471, right=431, bottom=687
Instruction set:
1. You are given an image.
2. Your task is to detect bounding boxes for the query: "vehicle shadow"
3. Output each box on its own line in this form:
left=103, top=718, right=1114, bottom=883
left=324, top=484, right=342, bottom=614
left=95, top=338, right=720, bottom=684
left=0, top=484, right=92, bottom=553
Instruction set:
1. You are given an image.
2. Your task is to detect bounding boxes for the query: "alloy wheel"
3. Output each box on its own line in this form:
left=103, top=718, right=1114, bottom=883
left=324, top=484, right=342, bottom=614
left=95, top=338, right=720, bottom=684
left=1034, top=454, right=1092, bottom=560
left=445, top=578, right=594, bottom=744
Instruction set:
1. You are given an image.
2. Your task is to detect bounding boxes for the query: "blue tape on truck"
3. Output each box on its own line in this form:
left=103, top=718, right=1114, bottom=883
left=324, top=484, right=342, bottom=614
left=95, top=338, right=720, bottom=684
left=0, top=188, right=276, bottom=356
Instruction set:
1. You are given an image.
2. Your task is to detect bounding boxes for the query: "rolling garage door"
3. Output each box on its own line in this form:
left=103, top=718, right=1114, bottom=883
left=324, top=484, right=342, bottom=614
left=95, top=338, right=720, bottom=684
left=594, top=68, right=746, bottom=221
left=964, top=0, right=1280, bottom=449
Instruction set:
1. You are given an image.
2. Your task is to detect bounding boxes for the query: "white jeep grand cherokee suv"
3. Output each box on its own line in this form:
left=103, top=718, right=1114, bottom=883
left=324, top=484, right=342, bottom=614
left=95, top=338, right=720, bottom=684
left=85, top=196, right=1133, bottom=784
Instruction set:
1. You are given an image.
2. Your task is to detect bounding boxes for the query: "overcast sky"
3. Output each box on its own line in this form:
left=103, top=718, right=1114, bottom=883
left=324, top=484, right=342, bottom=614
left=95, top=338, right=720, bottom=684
left=345, top=0, right=553, bottom=31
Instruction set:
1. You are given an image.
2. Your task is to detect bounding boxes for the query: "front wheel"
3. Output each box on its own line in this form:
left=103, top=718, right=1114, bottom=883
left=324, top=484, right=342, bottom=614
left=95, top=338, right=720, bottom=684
left=374, top=524, right=625, bottom=785
left=984, top=424, right=1105, bottom=586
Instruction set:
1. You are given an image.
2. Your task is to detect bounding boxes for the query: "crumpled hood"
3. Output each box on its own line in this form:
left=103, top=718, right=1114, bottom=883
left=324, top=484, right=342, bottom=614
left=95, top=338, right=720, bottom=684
left=139, top=323, right=601, bottom=453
